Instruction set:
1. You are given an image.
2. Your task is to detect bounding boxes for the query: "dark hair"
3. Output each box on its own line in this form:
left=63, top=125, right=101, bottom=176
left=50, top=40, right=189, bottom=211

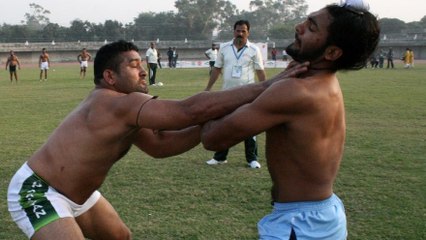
left=93, top=40, right=139, bottom=85
left=325, top=4, right=380, bottom=70
left=234, top=20, right=250, bottom=31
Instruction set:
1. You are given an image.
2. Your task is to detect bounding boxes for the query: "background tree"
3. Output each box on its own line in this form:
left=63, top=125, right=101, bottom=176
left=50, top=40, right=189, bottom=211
left=87, top=23, right=106, bottom=41
left=0, top=1, right=424, bottom=43
left=217, top=0, right=307, bottom=40
left=130, top=12, right=181, bottom=40
left=23, top=3, right=51, bottom=31
left=131, top=12, right=157, bottom=40
left=67, top=20, right=91, bottom=41
left=379, top=18, right=407, bottom=34
left=42, top=23, right=67, bottom=42
left=268, top=22, right=298, bottom=39
left=174, top=0, right=237, bottom=40
left=0, top=24, right=31, bottom=42
left=103, top=20, right=126, bottom=40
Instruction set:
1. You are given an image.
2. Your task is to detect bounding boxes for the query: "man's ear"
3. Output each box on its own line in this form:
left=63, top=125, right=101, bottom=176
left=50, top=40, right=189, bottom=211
left=102, top=70, right=115, bottom=85
left=324, top=46, right=343, bottom=61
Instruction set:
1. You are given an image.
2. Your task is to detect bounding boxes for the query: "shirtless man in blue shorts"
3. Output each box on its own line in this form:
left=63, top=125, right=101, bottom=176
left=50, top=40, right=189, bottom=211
left=7, top=40, right=308, bottom=239
left=201, top=0, right=379, bottom=239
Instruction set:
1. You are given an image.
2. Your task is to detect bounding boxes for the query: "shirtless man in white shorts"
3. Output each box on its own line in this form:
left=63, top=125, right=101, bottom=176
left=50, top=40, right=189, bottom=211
left=39, top=48, right=50, bottom=81
left=77, top=48, right=92, bottom=79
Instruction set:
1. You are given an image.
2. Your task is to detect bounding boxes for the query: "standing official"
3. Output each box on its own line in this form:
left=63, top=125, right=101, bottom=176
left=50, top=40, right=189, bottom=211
left=204, top=20, right=266, bottom=169
left=146, top=42, right=158, bottom=85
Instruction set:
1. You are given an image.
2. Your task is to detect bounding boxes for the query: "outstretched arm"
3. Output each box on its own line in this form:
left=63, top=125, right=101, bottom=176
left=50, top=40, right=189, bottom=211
left=133, top=126, right=201, bottom=158
left=201, top=62, right=310, bottom=151
left=136, top=61, right=308, bottom=131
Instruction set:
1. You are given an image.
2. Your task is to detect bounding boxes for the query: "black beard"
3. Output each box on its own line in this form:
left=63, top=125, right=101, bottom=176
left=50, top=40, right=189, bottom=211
left=235, top=36, right=244, bottom=45
left=286, top=42, right=328, bottom=63
left=285, top=43, right=303, bottom=62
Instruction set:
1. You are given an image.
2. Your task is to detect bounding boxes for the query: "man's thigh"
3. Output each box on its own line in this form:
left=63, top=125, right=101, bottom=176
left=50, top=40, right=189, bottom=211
left=76, top=195, right=130, bottom=239
left=32, top=217, right=85, bottom=240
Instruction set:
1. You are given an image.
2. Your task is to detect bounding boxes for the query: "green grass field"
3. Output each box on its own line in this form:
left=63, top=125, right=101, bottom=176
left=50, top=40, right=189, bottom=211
left=1, top=62, right=425, bottom=239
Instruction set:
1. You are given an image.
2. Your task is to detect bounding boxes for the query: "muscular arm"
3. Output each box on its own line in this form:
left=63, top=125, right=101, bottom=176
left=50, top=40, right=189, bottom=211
left=126, top=62, right=308, bottom=131
left=201, top=81, right=297, bottom=151
left=133, top=126, right=201, bottom=158
left=136, top=82, right=269, bottom=131
left=201, top=64, right=310, bottom=151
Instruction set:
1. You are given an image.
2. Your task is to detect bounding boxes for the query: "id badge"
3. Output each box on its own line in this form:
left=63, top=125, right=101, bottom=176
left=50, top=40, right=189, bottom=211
left=232, top=65, right=242, bottom=78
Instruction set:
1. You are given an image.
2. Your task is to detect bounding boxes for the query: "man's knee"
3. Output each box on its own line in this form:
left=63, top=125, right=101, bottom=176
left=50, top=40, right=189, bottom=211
left=109, top=225, right=131, bottom=240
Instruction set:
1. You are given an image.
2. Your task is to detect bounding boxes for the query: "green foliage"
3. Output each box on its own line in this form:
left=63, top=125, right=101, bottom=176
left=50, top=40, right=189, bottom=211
left=174, top=0, right=237, bottom=39
left=268, top=21, right=299, bottom=39
left=0, top=0, right=309, bottom=42
left=218, top=0, right=307, bottom=39
left=0, top=63, right=425, bottom=239
left=2, top=1, right=426, bottom=42
left=23, top=3, right=51, bottom=30
left=379, top=18, right=407, bottom=34
left=130, top=12, right=184, bottom=40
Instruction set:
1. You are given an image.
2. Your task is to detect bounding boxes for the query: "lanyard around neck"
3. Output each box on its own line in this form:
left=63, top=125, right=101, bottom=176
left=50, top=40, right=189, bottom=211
left=232, top=45, right=247, bottom=61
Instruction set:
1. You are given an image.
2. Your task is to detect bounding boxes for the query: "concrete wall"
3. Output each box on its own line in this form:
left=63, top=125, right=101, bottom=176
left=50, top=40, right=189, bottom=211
left=1, top=39, right=425, bottom=64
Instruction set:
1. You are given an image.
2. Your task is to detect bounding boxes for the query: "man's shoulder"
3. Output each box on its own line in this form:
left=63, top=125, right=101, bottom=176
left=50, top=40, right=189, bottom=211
left=218, top=41, right=234, bottom=54
left=91, top=89, right=153, bottom=105
left=246, top=41, right=260, bottom=51
left=220, top=41, right=233, bottom=48
left=265, top=77, right=325, bottom=107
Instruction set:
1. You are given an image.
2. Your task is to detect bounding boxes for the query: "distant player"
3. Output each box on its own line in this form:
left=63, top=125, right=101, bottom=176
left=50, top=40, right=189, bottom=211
left=77, top=48, right=92, bottom=79
left=5, top=50, right=21, bottom=83
left=39, top=48, right=50, bottom=81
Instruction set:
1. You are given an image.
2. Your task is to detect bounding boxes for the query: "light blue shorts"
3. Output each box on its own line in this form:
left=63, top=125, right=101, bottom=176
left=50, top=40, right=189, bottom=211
left=258, top=194, right=347, bottom=240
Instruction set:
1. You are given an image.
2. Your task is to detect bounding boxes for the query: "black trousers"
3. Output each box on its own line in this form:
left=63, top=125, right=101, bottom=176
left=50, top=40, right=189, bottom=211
left=148, top=63, right=157, bottom=85
left=213, top=136, right=257, bottom=163
left=387, top=59, right=394, bottom=68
